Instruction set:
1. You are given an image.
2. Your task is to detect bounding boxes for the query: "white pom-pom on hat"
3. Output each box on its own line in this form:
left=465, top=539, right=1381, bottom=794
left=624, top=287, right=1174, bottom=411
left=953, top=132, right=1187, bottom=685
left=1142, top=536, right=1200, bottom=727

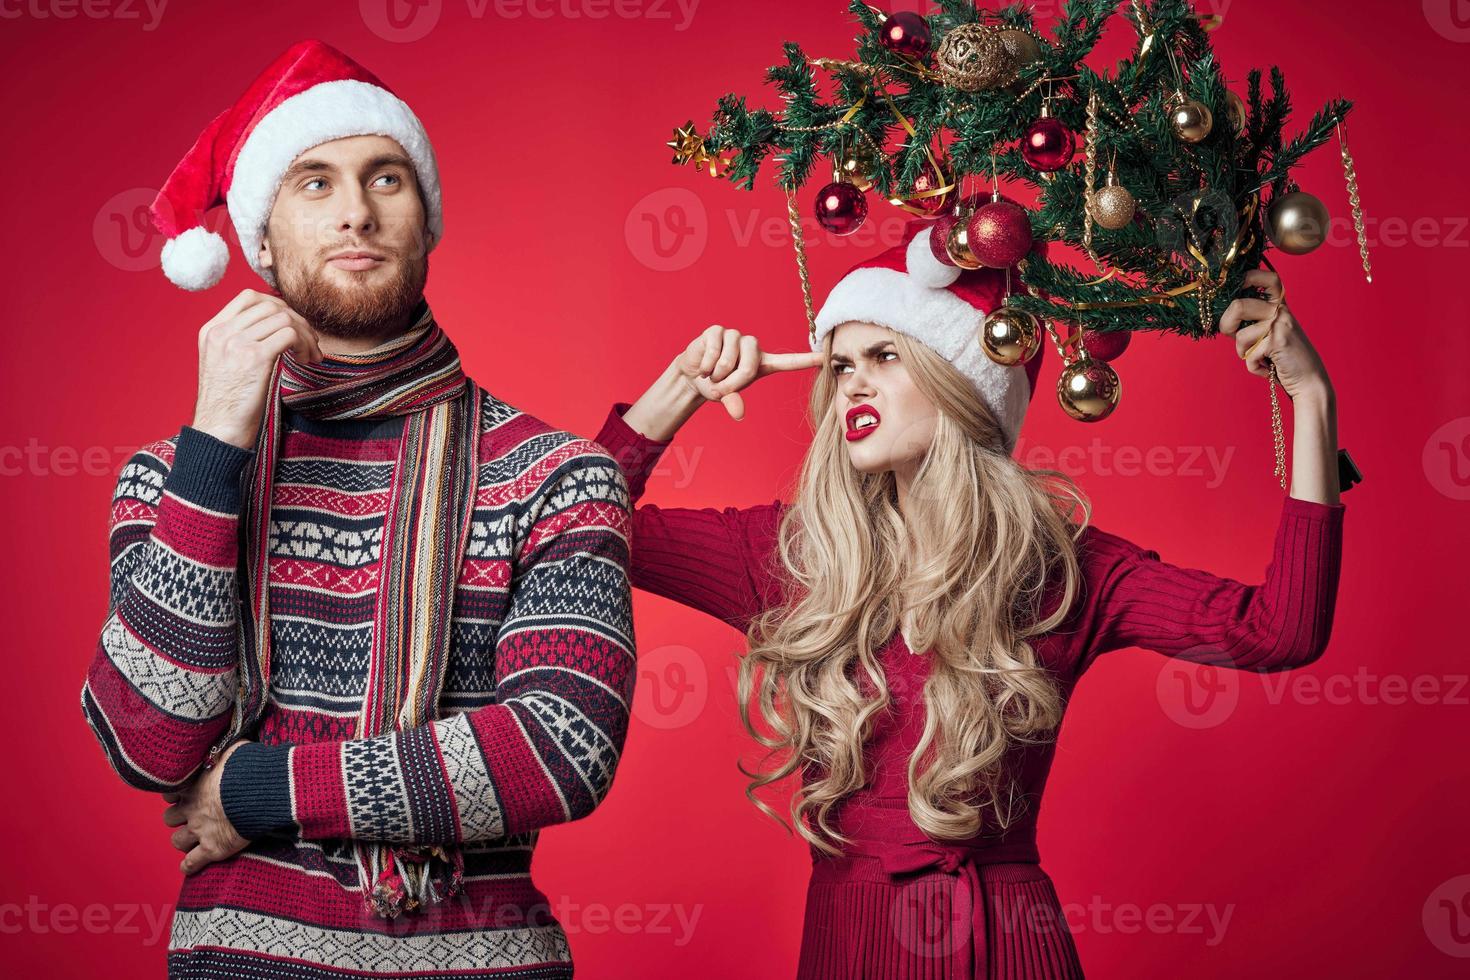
left=159, top=227, right=230, bottom=292
left=906, top=225, right=963, bottom=288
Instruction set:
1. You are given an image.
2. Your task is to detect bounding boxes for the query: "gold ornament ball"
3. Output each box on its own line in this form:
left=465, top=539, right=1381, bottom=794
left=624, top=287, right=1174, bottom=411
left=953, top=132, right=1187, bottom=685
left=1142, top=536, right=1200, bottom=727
left=946, top=213, right=985, bottom=270
left=1266, top=190, right=1331, bottom=255
left=997, top=29, right=1043, bottom=87
left=1169, top=98, right=1214, bottom=143
left=1056, top=356, right=1121, bottom=422
left=839, top=144, right=883, bottom=192
left=1224, top=90, right=1247, bottom=133
left=1088, top=183, right=1136, bottom=231
left=935, top=24, right=1014, bottom=92
left=979, top=307, right=1042, bottom=366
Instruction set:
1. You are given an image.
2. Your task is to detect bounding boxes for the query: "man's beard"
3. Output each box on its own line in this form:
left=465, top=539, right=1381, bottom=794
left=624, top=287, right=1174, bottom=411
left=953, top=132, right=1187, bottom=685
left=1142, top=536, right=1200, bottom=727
left=273, top=242, right=429, bottom=344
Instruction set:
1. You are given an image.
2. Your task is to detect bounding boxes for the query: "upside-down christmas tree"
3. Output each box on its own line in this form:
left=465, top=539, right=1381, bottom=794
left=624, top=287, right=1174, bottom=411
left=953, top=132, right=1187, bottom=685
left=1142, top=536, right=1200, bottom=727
left=667, top=0, right=1371, bottom=487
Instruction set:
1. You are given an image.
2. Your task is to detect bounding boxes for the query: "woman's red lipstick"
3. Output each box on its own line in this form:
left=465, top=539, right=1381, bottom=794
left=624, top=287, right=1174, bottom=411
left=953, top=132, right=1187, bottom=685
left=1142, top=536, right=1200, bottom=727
left=846, top=404, right=881, bottom=441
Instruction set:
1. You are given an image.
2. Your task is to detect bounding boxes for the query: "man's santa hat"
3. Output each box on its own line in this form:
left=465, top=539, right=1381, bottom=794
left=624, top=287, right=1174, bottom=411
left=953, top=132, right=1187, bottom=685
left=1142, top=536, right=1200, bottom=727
left=812, top=219, right=1045, bottom=454
left=150, top=39, right=443, bottom=291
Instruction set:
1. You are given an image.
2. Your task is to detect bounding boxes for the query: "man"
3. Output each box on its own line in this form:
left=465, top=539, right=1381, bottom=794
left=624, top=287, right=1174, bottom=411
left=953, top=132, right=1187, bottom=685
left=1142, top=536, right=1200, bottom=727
left=80, top=40, right=636, bottom=978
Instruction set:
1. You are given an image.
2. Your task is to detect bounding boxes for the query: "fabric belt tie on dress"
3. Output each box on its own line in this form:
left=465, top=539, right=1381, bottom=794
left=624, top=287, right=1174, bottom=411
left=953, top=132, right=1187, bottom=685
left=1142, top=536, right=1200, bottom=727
left=837, top=803, right=1038, bottom=979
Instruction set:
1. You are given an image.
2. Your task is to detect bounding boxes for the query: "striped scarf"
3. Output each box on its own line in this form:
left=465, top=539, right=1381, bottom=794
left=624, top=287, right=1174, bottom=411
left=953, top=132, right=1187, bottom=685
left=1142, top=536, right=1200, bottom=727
left=228, top=300, right=483, bottom=917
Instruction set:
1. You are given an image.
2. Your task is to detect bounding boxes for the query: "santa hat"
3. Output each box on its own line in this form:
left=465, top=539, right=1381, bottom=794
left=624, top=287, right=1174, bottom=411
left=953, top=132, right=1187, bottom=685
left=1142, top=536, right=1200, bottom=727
left=150, top=39, right=443, bottom=291
left=812, top=219, right=1044, bottom=454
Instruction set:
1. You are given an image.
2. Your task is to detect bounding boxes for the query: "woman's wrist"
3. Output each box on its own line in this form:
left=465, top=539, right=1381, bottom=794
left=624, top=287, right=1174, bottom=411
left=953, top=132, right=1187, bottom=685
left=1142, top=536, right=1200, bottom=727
left=621, top=360, right=705, bottom=443
left=1289, top=376, right=1340, bottom=505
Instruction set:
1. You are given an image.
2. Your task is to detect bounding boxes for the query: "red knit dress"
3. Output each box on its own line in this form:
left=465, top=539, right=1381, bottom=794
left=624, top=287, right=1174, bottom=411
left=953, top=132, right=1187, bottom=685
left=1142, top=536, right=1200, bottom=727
left=594, top=402, right=1346, bottom=979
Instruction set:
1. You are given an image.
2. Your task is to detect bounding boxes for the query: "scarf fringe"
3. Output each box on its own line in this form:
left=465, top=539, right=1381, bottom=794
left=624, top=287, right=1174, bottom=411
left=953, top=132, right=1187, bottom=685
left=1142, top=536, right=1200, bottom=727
left=360, top=843, right=466, bottom=918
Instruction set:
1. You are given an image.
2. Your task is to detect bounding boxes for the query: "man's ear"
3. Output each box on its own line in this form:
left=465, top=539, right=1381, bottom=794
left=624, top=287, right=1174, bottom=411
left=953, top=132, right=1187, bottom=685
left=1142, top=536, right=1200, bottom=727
left=258, top=235, right=273, bottom=271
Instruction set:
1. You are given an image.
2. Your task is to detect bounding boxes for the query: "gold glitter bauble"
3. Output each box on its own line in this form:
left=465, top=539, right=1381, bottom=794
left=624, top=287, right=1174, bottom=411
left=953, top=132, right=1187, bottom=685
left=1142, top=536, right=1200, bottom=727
left=935, top=24, right=1014, bottom=92
left=1088, top=174, right=1136, bottom=231
left=979, top=307, right=1042, bottom=366
left=1057, top=356, right=1121, bottom=421
left=997, top=28, right=1043, bottom=88
left=1169, top=97, right=1214, bottom=143
left=1266, top=190, right=1331, bottom=255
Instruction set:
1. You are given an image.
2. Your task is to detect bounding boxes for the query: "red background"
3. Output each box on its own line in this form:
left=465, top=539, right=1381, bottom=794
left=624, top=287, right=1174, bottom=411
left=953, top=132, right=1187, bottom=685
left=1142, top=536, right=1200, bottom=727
left=2, top=1, right=1467, bottom=976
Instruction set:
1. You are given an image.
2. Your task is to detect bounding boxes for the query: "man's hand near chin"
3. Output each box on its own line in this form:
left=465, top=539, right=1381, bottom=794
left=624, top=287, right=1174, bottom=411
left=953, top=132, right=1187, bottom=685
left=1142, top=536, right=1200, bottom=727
left=163, top=740, right=250, bottom=875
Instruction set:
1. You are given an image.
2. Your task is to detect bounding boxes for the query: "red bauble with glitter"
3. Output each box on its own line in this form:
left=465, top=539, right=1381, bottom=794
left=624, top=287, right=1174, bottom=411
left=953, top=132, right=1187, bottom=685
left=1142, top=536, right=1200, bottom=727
left=906, top=165, right=952, bottom=216
left=879, top=11, right=931, bottom=60
left=814, top=181, right=868, bottom=235
left=966, top=199, right=1034, bottom=268
left=1083, top=328, right=1132, bottom=362
left=1022, top=116, right=1076, bottom=171
left=930, top=213, right=960, bottom=266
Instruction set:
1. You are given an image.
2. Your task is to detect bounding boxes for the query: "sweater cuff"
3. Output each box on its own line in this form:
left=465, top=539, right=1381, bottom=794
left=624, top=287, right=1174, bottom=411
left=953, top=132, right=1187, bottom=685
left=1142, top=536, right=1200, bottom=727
left=592, top=402, right=673, bottom=502
left=219, top=742, right=295, bottom=840
left=1282, top=495, right=1346, bottom=524
left=165, top=425, right=256, bottom=514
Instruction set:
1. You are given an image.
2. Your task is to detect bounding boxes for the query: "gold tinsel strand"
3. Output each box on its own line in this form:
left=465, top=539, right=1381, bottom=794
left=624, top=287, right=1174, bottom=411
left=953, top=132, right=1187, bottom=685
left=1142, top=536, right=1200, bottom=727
left=1337, top=121, right=1372, bottom=284
left=1083, top=90, right=1104, bottom=271
left=786, top=188, right=817, bottom=342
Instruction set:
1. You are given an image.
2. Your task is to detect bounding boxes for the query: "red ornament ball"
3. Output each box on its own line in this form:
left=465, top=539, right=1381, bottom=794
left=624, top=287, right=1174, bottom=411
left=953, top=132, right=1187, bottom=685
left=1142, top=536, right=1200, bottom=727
left=966, top=200, right=1034, bottom=268
left=879, top=11, right=932, bottom=60
left=906, top=166, right=952, bottom=216
left=814, top=182, right=868, bottom=236
left=1083, top=328, right=1132, bottom=362
left=930, top=213, right=960, bottom=266
left=1022, top=116, right=1076, bottom=172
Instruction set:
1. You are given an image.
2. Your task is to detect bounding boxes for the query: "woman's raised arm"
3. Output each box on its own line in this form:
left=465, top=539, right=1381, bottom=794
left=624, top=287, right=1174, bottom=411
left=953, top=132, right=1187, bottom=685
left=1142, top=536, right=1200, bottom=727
left=594, top=329, right=822, bottom=632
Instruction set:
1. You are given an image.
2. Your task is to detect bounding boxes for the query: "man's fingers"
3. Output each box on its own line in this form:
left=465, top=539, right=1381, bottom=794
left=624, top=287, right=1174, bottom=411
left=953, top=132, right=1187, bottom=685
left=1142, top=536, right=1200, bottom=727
left=161, top=791, right=182, bottom=804
left=180, top=845, right=209, bottom=876
left=1218, top=297, right=1279, bottom=336
left=757, top=350, right=827, bottom=376
left=171, top=827, right=199, bottom=852
left=282, top=307, right=324, bottom=362
left=162, top=804, right=187, bottom=828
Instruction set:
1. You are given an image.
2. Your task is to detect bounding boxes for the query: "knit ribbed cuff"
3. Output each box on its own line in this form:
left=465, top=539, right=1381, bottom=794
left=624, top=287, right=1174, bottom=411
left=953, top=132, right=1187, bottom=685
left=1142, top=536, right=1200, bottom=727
left=593, top=402, right=672, bottom=503
left=1282, top=495, right=1346, bottom=524
left=165, top=425, right=255, bottom=514
left=219, top=742, right=295, bottom=840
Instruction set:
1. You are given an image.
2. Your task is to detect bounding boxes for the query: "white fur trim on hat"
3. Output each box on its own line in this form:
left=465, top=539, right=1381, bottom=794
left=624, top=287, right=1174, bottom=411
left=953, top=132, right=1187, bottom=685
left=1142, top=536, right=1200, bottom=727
left=160, top=227, right=231, bottom=291
left=811, top=251, right=1032, bottom=453
left=225, top=79, right=443, bottom=287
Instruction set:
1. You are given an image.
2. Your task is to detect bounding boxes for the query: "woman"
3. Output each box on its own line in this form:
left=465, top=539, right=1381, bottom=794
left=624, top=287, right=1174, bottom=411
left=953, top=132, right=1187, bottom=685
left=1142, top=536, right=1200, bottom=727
left=593, top=221, right=1345, bottom=978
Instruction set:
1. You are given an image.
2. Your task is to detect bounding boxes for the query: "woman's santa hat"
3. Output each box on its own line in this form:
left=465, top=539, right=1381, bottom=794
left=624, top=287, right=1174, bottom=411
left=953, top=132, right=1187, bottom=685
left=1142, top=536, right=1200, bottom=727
left=812, top=219, right=1044, bottom=454
left=150, top=39, right=443, bottom=291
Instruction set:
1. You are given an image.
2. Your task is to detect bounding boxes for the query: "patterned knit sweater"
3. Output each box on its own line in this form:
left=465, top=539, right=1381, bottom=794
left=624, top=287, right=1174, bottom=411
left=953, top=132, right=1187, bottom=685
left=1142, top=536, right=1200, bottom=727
left=81, top=390, right=635, bottom=979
